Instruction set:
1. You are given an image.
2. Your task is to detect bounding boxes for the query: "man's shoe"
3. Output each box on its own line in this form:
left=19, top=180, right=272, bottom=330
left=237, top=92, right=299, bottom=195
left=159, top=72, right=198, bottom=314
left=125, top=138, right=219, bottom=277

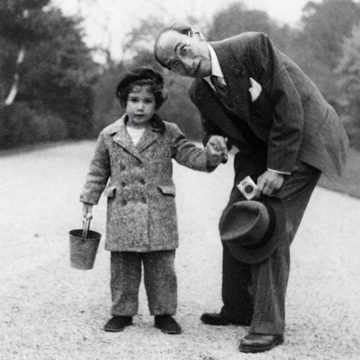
left=103, top=316, right=132, bottom=332
left=154, top=315, right=182, bottom=335
left=200, top=312, right=251, bottom=326
left=239, top=333, right=284, bottom=353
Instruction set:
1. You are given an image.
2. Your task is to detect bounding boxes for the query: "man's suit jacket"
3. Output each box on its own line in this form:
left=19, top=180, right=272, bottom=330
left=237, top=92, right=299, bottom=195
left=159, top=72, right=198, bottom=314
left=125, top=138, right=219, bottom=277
left=189, top=32, right=349, bottom=178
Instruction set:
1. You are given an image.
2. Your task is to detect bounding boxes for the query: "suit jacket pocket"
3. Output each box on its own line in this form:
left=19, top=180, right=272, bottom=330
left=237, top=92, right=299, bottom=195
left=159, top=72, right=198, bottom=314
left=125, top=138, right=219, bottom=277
left=158, top=184, right=176, bottom=197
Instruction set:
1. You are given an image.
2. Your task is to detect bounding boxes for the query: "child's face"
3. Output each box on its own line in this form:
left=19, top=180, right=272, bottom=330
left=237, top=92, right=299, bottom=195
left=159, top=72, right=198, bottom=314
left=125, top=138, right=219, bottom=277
left=126, top=85, right=156, bottom=127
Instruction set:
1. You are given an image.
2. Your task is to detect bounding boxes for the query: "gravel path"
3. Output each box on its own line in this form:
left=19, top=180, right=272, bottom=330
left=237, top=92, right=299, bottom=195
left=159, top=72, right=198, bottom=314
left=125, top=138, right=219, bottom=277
left=0, top=141, right=359, bottom=360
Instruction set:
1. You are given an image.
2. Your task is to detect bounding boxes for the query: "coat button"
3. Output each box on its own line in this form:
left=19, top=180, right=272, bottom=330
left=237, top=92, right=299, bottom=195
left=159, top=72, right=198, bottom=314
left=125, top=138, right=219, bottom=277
left=140, top=179, right=145, bottom=184
left=121, top=200, right=127, bottom=206
left=121, top=181, right=126, bottom=187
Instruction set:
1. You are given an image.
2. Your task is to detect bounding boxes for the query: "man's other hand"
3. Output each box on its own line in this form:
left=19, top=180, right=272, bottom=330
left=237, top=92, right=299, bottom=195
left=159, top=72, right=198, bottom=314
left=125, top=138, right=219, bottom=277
left=257, top=170, right=284, bottom=195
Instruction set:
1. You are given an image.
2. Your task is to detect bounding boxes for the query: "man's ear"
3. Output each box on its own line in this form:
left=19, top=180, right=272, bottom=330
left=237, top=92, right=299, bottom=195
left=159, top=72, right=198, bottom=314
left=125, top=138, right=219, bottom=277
left=191, top=29, right=206, bottom=41
left=197, top=32, right=206, bottom=41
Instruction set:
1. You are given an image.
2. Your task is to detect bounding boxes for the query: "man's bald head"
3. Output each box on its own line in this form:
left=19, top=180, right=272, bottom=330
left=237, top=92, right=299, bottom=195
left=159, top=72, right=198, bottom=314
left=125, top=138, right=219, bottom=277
left=154, top=24, right=211, bottom=78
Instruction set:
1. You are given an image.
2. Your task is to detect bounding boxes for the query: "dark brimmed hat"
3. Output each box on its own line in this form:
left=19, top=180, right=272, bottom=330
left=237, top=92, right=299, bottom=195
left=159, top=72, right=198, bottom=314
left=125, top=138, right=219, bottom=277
left=116, top=67, right=164, bottom=94
left=219, top=198, right=287, bottom=264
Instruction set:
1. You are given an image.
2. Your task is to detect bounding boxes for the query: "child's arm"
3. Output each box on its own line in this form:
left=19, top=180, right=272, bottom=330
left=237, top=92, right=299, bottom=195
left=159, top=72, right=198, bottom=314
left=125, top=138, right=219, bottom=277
left=170, top=123, right=227, bottom=172
left=80, top=131, right=111, bottom=205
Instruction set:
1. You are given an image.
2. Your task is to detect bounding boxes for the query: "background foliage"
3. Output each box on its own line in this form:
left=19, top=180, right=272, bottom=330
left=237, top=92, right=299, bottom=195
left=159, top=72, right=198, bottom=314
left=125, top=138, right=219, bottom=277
left=0, top=0, right=98, bottom=148
left=1, top=0, right=360, bottom=149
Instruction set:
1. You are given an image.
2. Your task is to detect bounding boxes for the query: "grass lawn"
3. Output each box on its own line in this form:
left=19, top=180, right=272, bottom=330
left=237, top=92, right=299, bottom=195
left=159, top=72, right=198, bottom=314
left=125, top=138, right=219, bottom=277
left=319, top=147, right=360, bottom=198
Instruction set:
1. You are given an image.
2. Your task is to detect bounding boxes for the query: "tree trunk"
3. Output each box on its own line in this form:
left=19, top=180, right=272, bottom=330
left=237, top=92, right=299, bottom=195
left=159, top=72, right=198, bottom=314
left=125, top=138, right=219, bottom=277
left=4, top=46, right=25, bottom=106
left=3, top=9, right=28, bottom=106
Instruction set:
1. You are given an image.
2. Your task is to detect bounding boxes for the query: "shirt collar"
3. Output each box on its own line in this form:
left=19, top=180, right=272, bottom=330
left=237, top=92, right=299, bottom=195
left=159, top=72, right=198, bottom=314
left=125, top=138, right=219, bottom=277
left=207, top=44, right=224, bottom=78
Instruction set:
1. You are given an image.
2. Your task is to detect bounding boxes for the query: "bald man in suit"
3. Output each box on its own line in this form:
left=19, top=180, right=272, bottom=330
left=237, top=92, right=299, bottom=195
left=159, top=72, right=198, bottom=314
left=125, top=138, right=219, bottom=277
left=154, top=24, right=348, bottom=353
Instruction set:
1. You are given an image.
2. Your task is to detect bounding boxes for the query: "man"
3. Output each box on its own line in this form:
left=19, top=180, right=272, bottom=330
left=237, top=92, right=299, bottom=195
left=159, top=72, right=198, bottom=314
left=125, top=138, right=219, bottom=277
left=154, top=24, right=349, bottom=353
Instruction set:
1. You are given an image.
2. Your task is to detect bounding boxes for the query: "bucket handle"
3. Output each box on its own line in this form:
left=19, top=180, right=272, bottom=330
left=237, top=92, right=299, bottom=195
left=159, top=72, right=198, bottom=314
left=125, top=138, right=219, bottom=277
left=82, top=213, right=93, bottom=241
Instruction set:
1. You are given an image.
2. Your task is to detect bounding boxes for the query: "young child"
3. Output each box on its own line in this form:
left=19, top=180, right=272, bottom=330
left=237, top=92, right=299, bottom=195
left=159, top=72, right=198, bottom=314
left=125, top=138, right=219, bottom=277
left=80, top=67, right=226, bottom=334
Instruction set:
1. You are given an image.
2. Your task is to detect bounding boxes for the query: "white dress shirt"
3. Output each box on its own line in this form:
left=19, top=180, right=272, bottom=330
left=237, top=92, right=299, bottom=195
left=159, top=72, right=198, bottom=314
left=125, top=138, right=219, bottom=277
left=205, top=44, right=226, bottom=89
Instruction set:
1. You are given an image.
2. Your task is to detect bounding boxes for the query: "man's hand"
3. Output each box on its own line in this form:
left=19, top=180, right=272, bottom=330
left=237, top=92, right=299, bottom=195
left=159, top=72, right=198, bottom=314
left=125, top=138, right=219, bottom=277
left=257, top=170, right=284, bottom=196
left=82, top=203, right=93, bottom=219
left=205, top=135, right=228, bottom=166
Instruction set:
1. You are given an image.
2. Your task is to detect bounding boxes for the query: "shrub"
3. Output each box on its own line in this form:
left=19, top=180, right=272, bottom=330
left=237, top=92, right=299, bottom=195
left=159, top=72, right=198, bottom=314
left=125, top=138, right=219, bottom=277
left=0, top=103, right=68, bottom=149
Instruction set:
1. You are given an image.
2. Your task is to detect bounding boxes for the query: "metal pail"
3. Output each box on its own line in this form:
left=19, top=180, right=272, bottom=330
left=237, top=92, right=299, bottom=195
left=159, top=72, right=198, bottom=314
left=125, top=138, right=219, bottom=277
left=69, top=215, right=101, bottom=270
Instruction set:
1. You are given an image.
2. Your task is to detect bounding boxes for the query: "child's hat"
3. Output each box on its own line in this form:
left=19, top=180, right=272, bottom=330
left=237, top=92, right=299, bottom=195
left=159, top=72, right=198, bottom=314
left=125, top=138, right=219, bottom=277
left=117, top=67, right=164, bottom=93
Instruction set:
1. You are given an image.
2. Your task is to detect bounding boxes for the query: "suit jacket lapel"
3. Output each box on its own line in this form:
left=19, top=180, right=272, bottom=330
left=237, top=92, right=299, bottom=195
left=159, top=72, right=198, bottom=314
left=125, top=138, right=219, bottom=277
left=193, top=80, right=251, bottom=146
left=211, top=41, right=252, bottom=123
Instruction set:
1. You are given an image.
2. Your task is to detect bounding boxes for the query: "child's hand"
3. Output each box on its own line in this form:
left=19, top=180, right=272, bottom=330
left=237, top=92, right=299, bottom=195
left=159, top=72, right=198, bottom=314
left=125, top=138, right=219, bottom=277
left=82, top=203, right=93, bottom=219
left=206, top=136, right=228, bottom=166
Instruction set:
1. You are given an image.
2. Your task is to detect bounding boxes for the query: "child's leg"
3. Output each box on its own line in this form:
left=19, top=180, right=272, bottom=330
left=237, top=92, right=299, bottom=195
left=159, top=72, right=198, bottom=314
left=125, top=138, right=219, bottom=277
left=110, top=251, right=142, bottom=316
left=142, top=250, right=177, bottom=315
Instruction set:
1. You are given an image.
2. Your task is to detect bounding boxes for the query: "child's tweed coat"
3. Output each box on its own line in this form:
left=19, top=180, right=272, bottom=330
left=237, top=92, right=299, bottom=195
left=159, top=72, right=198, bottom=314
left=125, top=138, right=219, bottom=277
left=80, top=115, right=210, bottom=252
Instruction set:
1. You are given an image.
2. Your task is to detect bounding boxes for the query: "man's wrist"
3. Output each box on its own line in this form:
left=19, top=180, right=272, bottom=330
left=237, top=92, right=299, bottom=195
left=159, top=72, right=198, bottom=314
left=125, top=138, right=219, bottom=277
left=267, top=168, right=290, bottom=176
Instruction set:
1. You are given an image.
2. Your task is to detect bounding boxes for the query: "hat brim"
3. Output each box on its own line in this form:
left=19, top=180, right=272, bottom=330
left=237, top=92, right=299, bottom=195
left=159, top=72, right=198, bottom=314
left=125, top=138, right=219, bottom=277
left=220, top=197, right=287, bottom=264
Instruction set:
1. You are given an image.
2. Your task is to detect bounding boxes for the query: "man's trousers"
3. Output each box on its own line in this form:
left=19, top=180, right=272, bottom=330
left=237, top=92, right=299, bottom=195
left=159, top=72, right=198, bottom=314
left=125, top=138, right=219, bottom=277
left=220, top=160, right=321, bottom=335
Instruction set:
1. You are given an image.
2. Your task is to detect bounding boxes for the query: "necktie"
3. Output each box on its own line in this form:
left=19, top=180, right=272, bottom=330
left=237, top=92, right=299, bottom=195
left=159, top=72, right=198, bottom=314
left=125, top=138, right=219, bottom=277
left=210, top=75, right=232, bottom=108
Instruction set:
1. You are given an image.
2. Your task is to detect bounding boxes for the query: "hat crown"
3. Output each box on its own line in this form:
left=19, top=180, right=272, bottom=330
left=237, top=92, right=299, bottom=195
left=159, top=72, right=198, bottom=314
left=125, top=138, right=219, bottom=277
left=116, top=66, right=164, bottom=94
left=220, top=201, right=270, bottom=245
left=219, top=198, right=286, bottom=264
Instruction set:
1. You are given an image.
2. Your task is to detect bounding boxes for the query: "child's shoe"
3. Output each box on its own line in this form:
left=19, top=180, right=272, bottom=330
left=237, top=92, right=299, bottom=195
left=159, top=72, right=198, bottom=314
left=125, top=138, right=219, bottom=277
left=103, top=315, right=132, bottom=332
left=154, top=315, right=182, bottom=334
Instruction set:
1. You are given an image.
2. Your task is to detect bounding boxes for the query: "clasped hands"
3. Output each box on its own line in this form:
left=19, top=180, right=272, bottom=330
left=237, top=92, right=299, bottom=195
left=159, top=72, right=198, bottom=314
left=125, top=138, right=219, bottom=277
left=205, top=135, right=228, bottom=167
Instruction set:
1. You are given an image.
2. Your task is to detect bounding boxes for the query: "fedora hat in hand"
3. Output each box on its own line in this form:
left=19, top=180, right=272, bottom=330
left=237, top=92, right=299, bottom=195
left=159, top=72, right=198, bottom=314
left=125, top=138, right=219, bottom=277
left=219, top=198, right=287, bottom=264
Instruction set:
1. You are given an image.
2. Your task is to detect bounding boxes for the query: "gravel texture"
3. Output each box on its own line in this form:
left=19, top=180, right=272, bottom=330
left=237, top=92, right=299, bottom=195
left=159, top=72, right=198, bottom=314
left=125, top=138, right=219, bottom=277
left=0, top=140, right=359, bottom=360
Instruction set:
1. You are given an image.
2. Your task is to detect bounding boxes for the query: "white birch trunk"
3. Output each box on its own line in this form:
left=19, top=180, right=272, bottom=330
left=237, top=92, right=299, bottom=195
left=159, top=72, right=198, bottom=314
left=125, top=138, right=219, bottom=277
left=3, top=10, right=28, bottom=106
left=4, top=46, right=25, bottom=106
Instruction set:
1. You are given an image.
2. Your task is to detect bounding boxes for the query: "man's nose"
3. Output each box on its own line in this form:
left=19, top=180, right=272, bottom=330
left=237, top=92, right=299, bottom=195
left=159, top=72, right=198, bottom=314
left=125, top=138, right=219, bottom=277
left=180, top=57, right=193, bottom=69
